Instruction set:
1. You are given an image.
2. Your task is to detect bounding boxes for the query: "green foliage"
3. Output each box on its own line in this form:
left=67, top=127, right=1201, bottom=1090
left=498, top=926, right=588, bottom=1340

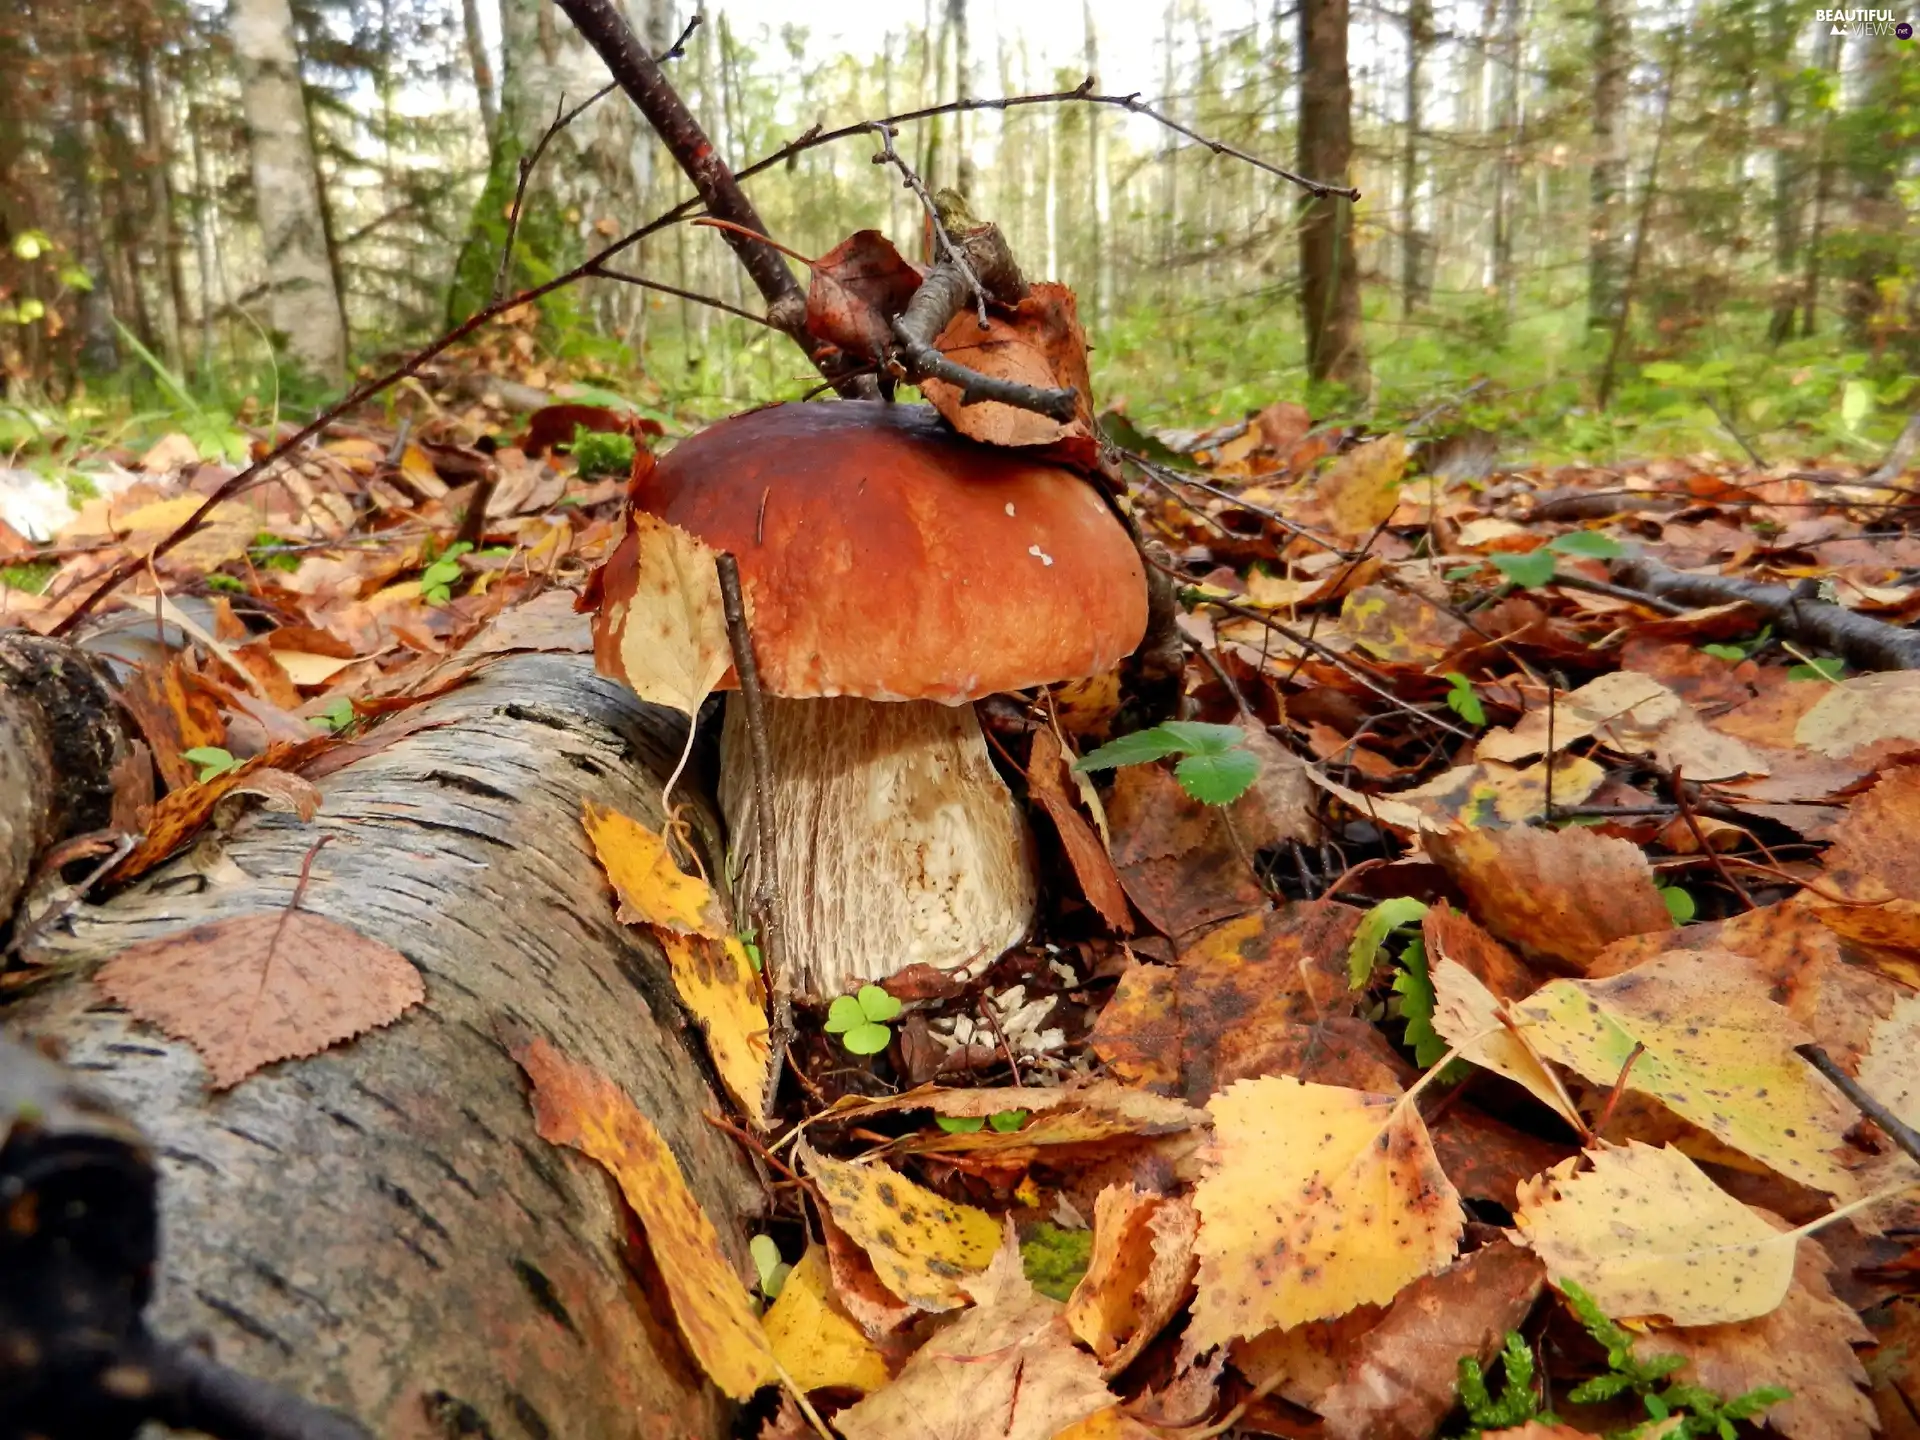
left=749, top=1234, right=790, bottom=1301
left=1019, top=1222, right=1093, bottom=1302
left=1458, top=1331, right=1542, bottom=1436
left=1392, top=936, right=1449, bottom=1069
left=419, top=541, right=472, bottom=605
left=1348, top=897, right=1430, bottom=988
left=1443, top=672, right=1487, bottom=727
left=1548, top=531, right=1627, bottom=560
left=0, top=563, right=56, bottom=595
left=824, top=984, right=902, bottom=1056
left=1561, top=1282, right=1790, bottom=1438
left=570, top=426, right=637, bottom=480
left=308, top=696, right=357, bottom=733
left=1075, top=721, right=1261, bottom=806
left=936, top=1109, right=1030, bottom=1135
left=1491, top=549, right=1558, bottom=589
left=1658, top=884, right=1697, bottom=924
left=1787, top=657, right=1845, bottom=682
left=249, top=534, right=303, bottom=574
left=183, top=746, right=240, bottom=782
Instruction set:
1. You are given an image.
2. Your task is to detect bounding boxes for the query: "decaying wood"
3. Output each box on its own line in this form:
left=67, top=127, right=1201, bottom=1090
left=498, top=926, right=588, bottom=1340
left=1611, top=554, right=1920, bottom=671
left=0, top=633, right=129, bottom=925
left=4, top=653, right=755, bottom=1439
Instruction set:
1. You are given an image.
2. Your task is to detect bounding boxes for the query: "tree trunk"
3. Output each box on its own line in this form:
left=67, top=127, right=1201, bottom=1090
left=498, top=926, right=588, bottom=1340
left=1400, top=0, right=1431, bottom=316
left=1297, top=0, right=1368, bottom=397
left=230, top=0, right=348, bottom=380
left=4, top=653, right=755, bottom=1437
left=51, top=8, right=118, bottom=376
left=136, top=51, right=191, bottom=369
left=951, top=0, right=975, bottom=197
left=1587, top=0, right=1628, bottom=331
left=1489, top=0, right=1521, bottom=319
left=1083, top=0, right=1113, bottom=333
left=1765, top=0, right=1800, bottom=344
left=1799, top=23, right=1841, bottom=338
left=461, top=0, right=500, bottom=163
left=1840, top=40, right=1900, bottom=351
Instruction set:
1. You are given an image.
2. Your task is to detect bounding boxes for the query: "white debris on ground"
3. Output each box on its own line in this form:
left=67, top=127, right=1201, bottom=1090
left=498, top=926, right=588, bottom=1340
left=929, top=983, right=1066, bottom=1058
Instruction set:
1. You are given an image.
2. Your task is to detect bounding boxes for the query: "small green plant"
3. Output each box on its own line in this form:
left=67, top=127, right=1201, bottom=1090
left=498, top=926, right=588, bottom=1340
left=1490, top=531, right=1628, bottom=591
left=419, top=541, right=472, bottom=605
left=1348, top=896, right=1430, bottom=988
left=1700, top=624, right=1772, bottom=664
left=1, top=562, right=56, bottom=594
left=1657, top=883, right=1697, bottom=924
left=1443, top=672, right=1487, bottom=727
left=1075, top=720, right=1262, bottom=805
left=571, top=425, right=636, bottom=480
left=1457, top=1330, right=1542, bottom=1435
left=1561, top=1282, right=1790, bottom=1438
left=936, top=1109, right=1030, bottom=1134
left=737, top=925, right=762, bottom=973
left=183, top=745, right=241, bottom=782
left=308, top=696, right=357, bottom=733
left=824, top=984, right=902, bottom=1056
left=249, top=533, right=302, bottom=574
left=1787, top=656, right=1845, bottom=682
left=749, top=1234, right=790, bottom=1301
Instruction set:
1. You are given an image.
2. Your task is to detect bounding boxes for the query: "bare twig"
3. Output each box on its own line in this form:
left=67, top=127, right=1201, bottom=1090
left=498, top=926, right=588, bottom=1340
left=588, top=265, right=779, bottom=329
left=1593, top=1041, right=1646, bottom=1134
left=1797, top=1043, right=1920, bottom=1168
left=1669, top=765, right=1755, bottom=911
left=717, top=553, right=789, bottom=1126
left=869, top=123, right=989, bottom=320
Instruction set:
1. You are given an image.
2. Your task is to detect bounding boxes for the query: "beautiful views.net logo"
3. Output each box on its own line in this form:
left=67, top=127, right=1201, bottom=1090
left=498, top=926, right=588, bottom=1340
left=1814, top=8, right=1914, bottom=33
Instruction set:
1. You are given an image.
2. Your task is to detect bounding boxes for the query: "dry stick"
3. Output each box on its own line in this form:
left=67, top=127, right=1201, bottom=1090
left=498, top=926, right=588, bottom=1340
left=56, top=86, right=1336, bottom=635
left=1796, top=1043, right=1920, bottom=1168
left=1545, top=570, right=1690, bottom=616
left=1668, top=765, right=1756, bottom=911
left=1592, top=1041, right=1647, bottom=1135
left=590, top=265, right=779, bottom=329
left=868, top=122, right=989, bottom=320
left=717, top=553, right=790, bottom=1125
left=1612, top=554, right=1920, bottom=670
left=1116, top=445, right=1348, bottom=555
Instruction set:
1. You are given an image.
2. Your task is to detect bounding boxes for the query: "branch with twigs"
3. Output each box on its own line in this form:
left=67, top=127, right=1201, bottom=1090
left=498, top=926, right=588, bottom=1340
left=53, top=80, right=1360, bottom=636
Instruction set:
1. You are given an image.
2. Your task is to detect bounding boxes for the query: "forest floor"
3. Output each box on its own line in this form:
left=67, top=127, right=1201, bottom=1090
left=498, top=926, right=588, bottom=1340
left=7, top=305, right=1920, bottom=1440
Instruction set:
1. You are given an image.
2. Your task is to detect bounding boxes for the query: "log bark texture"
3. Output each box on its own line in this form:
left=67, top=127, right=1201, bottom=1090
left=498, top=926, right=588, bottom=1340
left=4, top=653, right=754, bottom=1439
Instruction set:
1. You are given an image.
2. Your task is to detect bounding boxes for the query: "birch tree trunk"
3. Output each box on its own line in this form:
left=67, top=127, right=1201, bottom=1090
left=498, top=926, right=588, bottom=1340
left=1587, top=0, right=1629, bottom=331
left=230, top=0, right=347, bottom=380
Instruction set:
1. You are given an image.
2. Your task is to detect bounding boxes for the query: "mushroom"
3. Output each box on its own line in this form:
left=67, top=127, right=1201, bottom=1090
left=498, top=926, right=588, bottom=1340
left=590, top=400, right=1147, bottom=999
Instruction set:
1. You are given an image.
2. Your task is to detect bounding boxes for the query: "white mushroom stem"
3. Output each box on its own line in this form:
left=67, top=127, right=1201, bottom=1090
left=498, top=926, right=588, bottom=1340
left=718, top=694, right=1037, bottom=1001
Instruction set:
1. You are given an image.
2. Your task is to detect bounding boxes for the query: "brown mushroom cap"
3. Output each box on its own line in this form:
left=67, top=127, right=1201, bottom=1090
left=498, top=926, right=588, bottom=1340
left=617, top=401, right=1146, bottom=704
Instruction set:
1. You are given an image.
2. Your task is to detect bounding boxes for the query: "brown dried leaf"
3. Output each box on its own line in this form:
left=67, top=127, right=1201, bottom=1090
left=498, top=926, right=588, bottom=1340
left=1640, top=1238, right=1873, bottom=1440
left=1424, top=823, right=1672, bottom=972
left=1317, top=1240, right=1546, bottom=1440
left=120, top=654, right=226, bottom=791
left=1065, top=1185, right=1198, bottom=1375
left=806, top=229, right=924, bottom=362
left=1815, top=766, right=1920, bottom=952
left=922, top=282, right=1096, bottom=452
left=1316, top=434, right=1409, bottom=541
left=111, top=737, right=333, bottom=881
left=1029, top=727, right=1132, bottom=932
left=95, top=908, right=423, bottom=1088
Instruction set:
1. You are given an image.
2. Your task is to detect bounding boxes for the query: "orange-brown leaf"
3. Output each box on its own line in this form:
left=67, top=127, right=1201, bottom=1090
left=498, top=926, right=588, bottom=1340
left=95, top=909, right=423, bottom=1088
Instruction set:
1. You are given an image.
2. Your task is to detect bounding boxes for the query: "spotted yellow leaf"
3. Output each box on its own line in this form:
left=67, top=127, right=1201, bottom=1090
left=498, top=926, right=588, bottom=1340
left=1429, top=954, right=1580, bottom=1128
left=582, top=801, right=726, bottom=938
left=659, top=931, right=768, bottom=1119
left=1515, top=1143, right=1797, bottom=1325
left=1513, top=951, right=1853, bottom=1194
left=1187, top=1076, right=1464, bottom=1351
left=803, top=1147, right=1001, bottom=1311
left=591, top=509, right=732, bottom=718
left=761, top=1245, right=890, bottom=1394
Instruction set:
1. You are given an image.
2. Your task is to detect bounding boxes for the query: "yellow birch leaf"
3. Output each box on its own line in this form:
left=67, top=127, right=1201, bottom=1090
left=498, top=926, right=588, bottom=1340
left=594, top=509, right=732, bottom=717
left=1854, top=992, right=1920, bottom=1132
left=513, top=1036, right=775, bottom=1398
left=803, top=1147, right=1002, bottom=1311
left=1514, top=1143, right=1798, bottom=1325
left=1428, top=954, right=1581, bottom=1128
left=117, top=494, right=256, bottom=569
left=1187, top=1076, right=1464, bottom=1351
left=761, top=1246, right=891, bottom=1394
left=1513, top=951, right=1853, bottom=1194
left=1320, top=434, right=1409, bottom=539
left=582, top=800, right=726, bottom=938
left=659, top=931, right=769, bottom=1119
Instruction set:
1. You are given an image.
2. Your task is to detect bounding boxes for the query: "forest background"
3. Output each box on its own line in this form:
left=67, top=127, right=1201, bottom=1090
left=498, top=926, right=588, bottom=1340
left=0, top=0, right=1917, bottom=469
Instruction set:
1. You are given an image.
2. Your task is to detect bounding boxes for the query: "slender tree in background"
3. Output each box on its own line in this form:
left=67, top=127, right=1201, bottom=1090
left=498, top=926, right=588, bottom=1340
left=1399, top=0, right=1432, bottom=316
left=231, top=0, right=346, bottom=378
left=1084, top=0, right=1113, bottom=332
left=1588, top=0, right=1629, bottom=330
left=51, top=7, right=120, bottom=374
left=951, top=0, right=975, bottom=197
left=461, top=0, right=500, bottom=163
left=1297, top=0, right=1367, bottom=396
left=1764, top=0, right=1800, bottom=344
